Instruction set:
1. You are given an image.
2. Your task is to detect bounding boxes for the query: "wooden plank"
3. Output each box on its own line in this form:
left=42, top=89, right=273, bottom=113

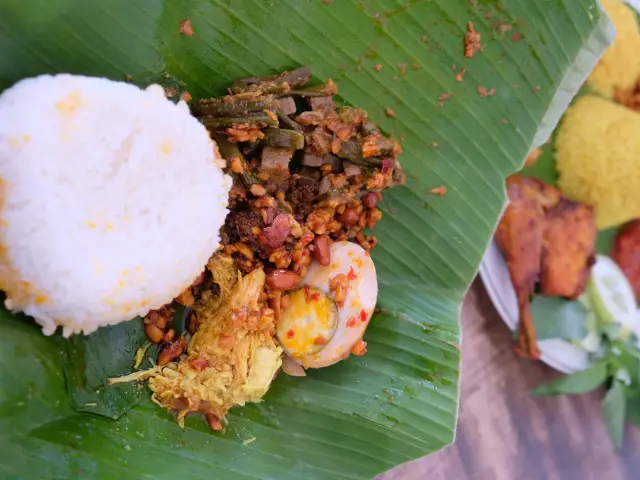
left=380, top=279, right=640, bottom=480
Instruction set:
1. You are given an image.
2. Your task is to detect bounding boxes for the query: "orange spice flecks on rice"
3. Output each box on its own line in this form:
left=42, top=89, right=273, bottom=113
left=0, top=177, right=51, bottom=321
left=0, top=74, right=231, bottom=336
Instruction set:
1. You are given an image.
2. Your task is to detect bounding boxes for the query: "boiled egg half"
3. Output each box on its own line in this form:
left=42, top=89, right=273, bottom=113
left=276, top=241, right=377, bottom=369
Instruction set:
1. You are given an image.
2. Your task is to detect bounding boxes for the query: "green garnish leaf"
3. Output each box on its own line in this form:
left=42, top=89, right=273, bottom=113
left=625, top=384, right=640, bottom=429
left=602, top=380, right=627, bottom=448
left=532, top=361, right=608, bottom=396
left=529, top=296, right=589, bottom=341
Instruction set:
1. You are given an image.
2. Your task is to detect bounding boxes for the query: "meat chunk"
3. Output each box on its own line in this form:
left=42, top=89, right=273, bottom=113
left=259, top=214, right=291, bottom=249
left=540, top=200, right=596, bottom=299
left=302, top=152, right=323, bottom=167
left=343, top=161, right=362, bottom=178
left=308, top=96, right=333, bottom=114
left=612, top=219, right=640, bottom=301
left=322, top=153, right=342, bottom=173
left=261, top=146, right=294, bottom=171
left=276, top=97, right=297, bottom=115
left=306, top=127, right=333, bottom=156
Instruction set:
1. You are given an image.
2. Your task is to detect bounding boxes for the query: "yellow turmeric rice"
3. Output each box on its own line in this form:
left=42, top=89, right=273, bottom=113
left=587, top=0, right=640, bottom=97
left=556, top=95, right=640, bottom=229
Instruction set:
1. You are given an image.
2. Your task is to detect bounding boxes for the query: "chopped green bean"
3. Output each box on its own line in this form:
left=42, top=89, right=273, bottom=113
left=232, top=66, right=312, bottom=91
left=335, top=139, right=363, bottom=163
left=201, top=115, right=278, bottom=129
left=192, top=97, right=277, bottom=117
left=276, top=110, right=302, bottom=131
left=290, top=80, right=338, bottom=97
left=262, top=128, right=305, bottom=150
left=214, top=135, right=259, bottom=188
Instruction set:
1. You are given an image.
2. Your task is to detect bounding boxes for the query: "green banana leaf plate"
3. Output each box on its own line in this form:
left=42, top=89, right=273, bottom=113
left=0, top=1, right=613, bottom=479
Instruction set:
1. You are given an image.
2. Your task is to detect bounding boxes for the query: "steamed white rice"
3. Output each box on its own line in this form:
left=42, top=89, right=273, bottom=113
left=0, top=74, right=231, bottom=336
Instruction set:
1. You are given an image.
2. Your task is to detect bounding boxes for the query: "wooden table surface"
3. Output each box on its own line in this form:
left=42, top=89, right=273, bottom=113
left=381, top=278, right=640, bottom=480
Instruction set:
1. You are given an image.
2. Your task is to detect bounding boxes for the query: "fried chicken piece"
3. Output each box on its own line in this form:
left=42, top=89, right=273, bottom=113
left=612, top=219, right=640, bottom=301
left=540, top=200, right=596, bottom=299
left=516, top=174, right=563, bottom=209
left=495, top=176, right=549, bottom=359
left=496, top=175, right=596, bottom=358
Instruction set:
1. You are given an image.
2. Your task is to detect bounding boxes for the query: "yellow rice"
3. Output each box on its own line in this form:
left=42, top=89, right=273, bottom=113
left=587, top=0, right=640, bottom=97
left=556, top=94, right=640, bottom=229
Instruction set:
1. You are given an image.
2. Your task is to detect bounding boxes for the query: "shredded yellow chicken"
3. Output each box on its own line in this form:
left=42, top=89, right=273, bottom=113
left=203, top=253, right=239, bottom=312
left=110, top=255, right=282, bottom=429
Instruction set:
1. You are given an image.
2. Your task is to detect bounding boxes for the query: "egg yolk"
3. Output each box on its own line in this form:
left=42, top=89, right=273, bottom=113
left=276, top=287, right=338, bottom=357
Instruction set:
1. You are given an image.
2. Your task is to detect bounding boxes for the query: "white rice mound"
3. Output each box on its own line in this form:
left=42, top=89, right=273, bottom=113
left=0, top=74, right=231, bottom=337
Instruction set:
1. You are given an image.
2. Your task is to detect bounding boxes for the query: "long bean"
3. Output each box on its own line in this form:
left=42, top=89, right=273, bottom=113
left=334, top=139, right=386, bottom=168
left=334, top=139, right=363, bottom=163
left=361, top=120, right=380, bottom=137
left=192, top=97, right=277, bottom=117
left=262, top=128, right=304, bottom=150
left=276, top=109, right=302, bottom=132
left=229, top=82, right=291, bottom=97
left=201, top=115, right=278, bottom=129
left=232, top=66, right=312, bottom=91
left=214, top=135, right=259, bottom=188
left=348, top=157, right=384, bottom=168
left=290, top=82, right=338, bottom=97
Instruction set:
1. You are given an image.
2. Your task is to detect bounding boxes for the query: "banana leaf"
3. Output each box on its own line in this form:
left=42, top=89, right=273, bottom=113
left=0, top=1, right=612, bottom=479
